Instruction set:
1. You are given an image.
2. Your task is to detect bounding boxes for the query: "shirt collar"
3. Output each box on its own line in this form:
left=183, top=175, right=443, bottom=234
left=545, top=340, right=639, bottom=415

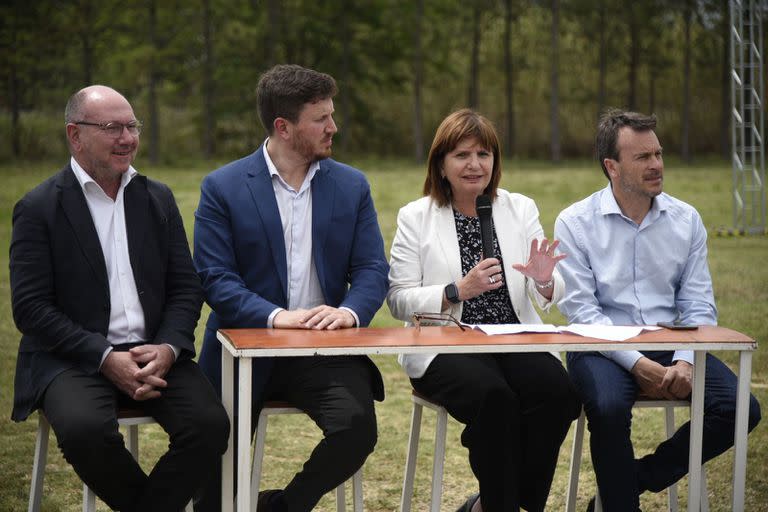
left=599, top=183, right=670, bottom=221
left=262, top=138, right=319, bottom=190
left=70, top=156, right=137, bottom=196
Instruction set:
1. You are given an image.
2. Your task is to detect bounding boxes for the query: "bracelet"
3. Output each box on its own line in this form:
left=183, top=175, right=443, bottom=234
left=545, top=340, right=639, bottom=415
left=534, top=278, right=554, bottom=290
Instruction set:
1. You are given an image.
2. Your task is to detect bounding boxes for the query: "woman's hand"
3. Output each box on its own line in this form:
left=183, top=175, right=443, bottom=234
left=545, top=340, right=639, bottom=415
left=512, top=238, right=566, bottom=284
left=456, top=257, right=504, bottom=301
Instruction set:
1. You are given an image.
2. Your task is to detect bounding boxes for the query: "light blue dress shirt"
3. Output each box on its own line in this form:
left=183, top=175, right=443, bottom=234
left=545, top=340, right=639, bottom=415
left=554, top=184, right=717, bottom=371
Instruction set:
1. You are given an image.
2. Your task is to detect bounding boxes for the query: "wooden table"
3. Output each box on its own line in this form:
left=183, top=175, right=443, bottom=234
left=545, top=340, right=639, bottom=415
left=217, top=325, right=756, bottom=512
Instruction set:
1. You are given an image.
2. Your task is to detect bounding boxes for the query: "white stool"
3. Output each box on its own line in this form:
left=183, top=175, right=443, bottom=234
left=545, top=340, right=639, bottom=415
left=400, top=391, right=449, bottom=512
left=251, top=401, right=363, bottom=512
left=28, top=409, right=193, bottom=512
left=566, top=399, right=709, bottom=512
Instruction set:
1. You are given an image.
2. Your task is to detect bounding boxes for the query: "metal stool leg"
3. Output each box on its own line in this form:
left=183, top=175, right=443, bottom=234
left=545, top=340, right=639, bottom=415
left=251, top=407, right=272, bottom=512
left=28, top=414, right=50, bottom=512
left=400, top=400, right=423, bottom=512
left=351, top=467, right=364, bottom=512
left=566, top=409, right=586, bottom=512
left=430, top=405, right=447, bottom=512
left=665, top=406, right=679, bottom=512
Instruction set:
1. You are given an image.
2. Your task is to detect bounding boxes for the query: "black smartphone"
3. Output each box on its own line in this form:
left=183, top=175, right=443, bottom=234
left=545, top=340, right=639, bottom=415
left=657, top=321, right=698, bottom=330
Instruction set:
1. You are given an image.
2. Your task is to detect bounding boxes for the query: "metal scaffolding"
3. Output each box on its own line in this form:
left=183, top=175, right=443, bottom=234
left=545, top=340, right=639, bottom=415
left=730, top=0, right=766, bottom=234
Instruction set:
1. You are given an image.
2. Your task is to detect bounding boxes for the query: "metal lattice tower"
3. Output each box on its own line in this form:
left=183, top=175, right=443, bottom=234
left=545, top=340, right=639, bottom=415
left=730, top=0, right=766, bottom=234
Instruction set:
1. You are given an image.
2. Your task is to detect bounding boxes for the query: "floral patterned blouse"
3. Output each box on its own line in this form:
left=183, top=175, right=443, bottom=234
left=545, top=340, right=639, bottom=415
left=453, top=209, right=520, bottom=325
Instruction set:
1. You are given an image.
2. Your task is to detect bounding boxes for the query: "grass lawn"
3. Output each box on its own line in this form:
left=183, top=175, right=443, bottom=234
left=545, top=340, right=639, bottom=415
left=0, top=157, right=766, bottom=511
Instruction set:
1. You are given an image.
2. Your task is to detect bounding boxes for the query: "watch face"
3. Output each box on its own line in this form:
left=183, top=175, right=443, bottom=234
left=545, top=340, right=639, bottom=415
left=446, top=283, right=459, bottom=303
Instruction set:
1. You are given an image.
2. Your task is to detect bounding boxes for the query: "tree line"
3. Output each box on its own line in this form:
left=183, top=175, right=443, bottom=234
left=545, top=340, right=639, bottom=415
left=0, top=0, right=759, bottom=164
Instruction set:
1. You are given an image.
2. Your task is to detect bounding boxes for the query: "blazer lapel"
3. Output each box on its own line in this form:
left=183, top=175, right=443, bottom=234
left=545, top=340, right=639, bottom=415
left=245, top=152, right=289, bottom=300
left=433, top=202, right=463, bottom=282
left=57, top=167, right=108, bottom=286
left=311, top=164, right=334, bottom=293
left=493, top=199, right=526, bottom=305
left=124, top=175, right=149, bottom=282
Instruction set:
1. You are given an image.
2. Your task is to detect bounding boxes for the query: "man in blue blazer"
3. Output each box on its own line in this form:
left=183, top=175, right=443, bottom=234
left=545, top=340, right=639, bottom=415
left=194, top=65, right=388, bottom=512
left=10, top=85, right=229, bottom=511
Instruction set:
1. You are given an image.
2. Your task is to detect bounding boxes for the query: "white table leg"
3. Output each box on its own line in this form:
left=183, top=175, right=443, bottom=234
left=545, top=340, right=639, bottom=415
left=732, top=350, right=752, bottom=511
left=222, top=349, right=235, bottom=512
left=688, top=351, right=706, bottom=511
left=237, top=358, right=253, bottom=512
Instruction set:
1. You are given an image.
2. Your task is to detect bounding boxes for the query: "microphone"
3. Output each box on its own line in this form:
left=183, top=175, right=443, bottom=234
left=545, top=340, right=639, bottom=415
left=476, top=194, right=494, bottom=259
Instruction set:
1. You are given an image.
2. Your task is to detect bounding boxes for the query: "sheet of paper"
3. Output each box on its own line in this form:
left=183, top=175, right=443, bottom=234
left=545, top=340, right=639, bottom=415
left=559, top=324, right=661, bottom=341
left=471, top=324, right=561, bottom=335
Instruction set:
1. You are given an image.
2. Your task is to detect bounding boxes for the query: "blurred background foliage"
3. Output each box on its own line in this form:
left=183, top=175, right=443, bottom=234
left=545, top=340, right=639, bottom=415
left=0, top=0, right=762, bottom=164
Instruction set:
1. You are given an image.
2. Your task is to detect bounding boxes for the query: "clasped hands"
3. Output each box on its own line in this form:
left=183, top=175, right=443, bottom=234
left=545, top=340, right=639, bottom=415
left=457, top=238, right=566, bottom=301
left=274, top=305, right=355, bottom=330
left=631, top=357, right=694, bottom=400
left=101, top=344, right=175, bottom=401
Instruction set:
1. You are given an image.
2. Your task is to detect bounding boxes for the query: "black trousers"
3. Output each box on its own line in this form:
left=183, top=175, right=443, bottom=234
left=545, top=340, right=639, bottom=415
left=42, top=359, right=230, bottom=512
left=194, top=355, right=377, bottom=512
left=411, top=353, right=581, bottom=512
left=264, top=356, right=378, bottom=511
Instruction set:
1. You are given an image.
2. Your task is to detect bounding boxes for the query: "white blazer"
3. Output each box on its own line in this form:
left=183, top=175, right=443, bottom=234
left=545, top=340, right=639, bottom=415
left=387, top=189, right=564, bottom=378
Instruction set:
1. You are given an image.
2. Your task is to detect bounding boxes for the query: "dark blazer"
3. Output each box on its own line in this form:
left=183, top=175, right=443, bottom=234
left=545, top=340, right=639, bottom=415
left=193, top=146, right=388, bottom=402
left=9, top=165, right=203, bottom=421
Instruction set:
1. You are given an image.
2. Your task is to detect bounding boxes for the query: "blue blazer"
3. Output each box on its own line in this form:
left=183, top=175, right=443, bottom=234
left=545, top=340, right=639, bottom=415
left=193, top=146, right=388, bottom=402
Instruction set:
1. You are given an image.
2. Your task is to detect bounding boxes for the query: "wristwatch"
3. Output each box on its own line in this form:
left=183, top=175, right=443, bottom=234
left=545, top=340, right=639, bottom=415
left=444, top=282, right=461, bottom=304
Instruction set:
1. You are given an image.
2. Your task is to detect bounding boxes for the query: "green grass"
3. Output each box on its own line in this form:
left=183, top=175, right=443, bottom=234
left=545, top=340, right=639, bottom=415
left=0, top=159, right=766, bottom=511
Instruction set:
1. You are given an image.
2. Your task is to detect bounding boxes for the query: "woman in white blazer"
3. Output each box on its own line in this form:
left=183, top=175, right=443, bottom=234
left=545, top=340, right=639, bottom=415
left=387, top=110, right=581, bottom=512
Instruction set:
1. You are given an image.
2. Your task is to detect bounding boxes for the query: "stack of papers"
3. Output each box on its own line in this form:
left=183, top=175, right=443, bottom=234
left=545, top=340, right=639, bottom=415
left=468, top=323, right=662, bottom=342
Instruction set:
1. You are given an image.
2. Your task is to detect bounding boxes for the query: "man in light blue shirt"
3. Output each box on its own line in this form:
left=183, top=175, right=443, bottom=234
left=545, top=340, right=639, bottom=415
left=555, top=109, right=761, bottom=511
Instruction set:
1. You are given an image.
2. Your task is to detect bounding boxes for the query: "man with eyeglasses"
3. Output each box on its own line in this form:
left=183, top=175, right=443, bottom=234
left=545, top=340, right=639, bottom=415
left=9, top=85, right=229, bottom=511
left=193, top=65, right=389, bottom=512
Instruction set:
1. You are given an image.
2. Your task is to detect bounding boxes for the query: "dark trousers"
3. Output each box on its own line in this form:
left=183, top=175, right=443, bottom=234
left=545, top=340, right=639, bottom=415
left=264, top=356, right=378, bottom=511
left=42, top=359, right=230, bottom=512
left=411, top=353, right=581, bottom=512
left=566, top=351, right=762, bottom=512
left=194, top=355, right=377, bottom=512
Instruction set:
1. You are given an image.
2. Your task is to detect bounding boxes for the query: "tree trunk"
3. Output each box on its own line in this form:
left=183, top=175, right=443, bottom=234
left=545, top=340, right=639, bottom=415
left=503, top=0, right=515, bottom=156
left=148, top=0, right=160, bottom=165
left=266, top=0, right=280, bottom=65
left=412, top=0, right=424, bottom=162
left=202, top=0, right=215, bottom=158
left=468, top=5, right=481, bottom=109
left=338, top=3, right=351, bottom=155
left=550, top=0, right=561, bottom=163
left=597, top=0, right=607, bottom=118
left=9, top=11, right=21, bottom=157
left=627, top=4, right=639, bottom=110
left=80, top=0, right=94, bottom=84
left=681, top=0, right=692, bottom=163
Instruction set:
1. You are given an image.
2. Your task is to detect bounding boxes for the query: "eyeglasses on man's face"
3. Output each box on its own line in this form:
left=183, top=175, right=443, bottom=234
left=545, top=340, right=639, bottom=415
left=74, top=120, right=143, bottom=138
left=411, top=312, right=466, bottom=331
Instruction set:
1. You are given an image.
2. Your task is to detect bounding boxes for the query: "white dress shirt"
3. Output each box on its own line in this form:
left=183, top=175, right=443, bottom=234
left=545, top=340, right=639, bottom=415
left=71, top=158, right=146, bottom=361
left=71, top=158, right=180, bottom=364
left=262, top=142, right=359, bottom=327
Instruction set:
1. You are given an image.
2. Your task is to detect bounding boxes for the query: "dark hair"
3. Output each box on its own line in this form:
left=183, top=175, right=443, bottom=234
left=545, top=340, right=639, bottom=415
left=596, top=108, right=657, bottom=179
left=423, top=109, right=502, bottom=207
left=256, top=64, right=338, bottom=135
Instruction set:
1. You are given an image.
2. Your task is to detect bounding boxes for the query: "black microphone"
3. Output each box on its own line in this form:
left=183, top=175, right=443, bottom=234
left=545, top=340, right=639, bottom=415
left=476, top=194, right=494, bottom=259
